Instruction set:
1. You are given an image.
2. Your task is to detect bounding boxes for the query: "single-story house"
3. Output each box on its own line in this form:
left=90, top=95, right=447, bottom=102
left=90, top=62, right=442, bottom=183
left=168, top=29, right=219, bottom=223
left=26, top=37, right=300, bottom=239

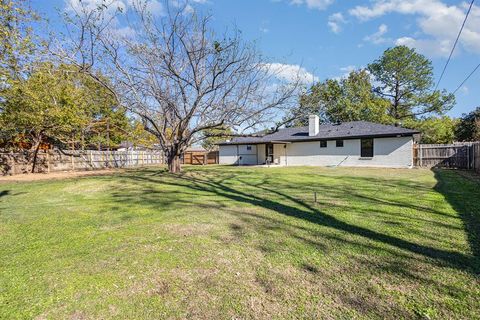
left=218, top=115, right=420, bottom=168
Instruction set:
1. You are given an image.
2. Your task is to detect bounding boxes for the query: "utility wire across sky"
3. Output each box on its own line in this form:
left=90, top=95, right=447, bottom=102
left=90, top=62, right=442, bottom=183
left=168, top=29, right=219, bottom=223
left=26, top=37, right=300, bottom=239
left=434, top=0, right=475, bottom=92
left=453, top=63, right=480, bottom=95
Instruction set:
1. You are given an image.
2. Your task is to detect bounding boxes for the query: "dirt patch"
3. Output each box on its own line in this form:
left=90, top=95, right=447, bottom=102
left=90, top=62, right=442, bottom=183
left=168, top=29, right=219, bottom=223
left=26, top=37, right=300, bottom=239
left=0, top=169, right=124, bottom=183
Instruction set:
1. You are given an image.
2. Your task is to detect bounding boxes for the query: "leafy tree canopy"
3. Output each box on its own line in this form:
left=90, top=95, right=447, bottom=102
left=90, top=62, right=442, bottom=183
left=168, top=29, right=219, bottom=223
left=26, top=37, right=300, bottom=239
left=0, top=62, right=128, bottom=152
left=122, top=121, right=159, bottom=150
left=404, top=116, right=457, bottom=144
left=0, top=0, right=39, bottom=79
left=285, top=69, right=392, bottom=127
left=455, top=107, right=480, bottom=142
left=368, top=46, right=455, bottom=121
left=201, top=126, right=233, bottom=151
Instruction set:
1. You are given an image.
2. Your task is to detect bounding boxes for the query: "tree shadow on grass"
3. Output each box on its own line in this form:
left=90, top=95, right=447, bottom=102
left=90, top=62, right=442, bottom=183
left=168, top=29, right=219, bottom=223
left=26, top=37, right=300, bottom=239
left=117, top=169, right=480, bottom=275
left=433, top=169, right=480, bottom=259
left=0, top=190, right=9, bottom=198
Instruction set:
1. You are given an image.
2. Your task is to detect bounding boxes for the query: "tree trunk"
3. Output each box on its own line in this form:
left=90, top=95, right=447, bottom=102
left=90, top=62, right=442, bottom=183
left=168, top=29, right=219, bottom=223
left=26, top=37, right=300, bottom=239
left=166, top=144, right=183, bottom=173
left=30, top=137, right=42, bottom=174
left=167, top=153, right=182, bottom=173
left=393, top=76, right=400, bottom=124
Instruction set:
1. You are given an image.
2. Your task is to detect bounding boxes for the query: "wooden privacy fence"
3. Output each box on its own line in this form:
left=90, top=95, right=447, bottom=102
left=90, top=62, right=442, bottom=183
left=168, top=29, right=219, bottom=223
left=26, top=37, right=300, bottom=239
left=474, top=143, right=480, bottom=173
left=414, top=142, right=480, bottom=172
left=0, top=149, right=164, bottom=175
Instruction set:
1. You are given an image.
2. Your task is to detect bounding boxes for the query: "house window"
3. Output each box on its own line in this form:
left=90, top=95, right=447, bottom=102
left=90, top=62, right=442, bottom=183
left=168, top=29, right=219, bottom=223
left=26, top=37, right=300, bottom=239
left=246, top=145, right=252, bottom=151
left=336, top=140, right=344, bottom=147
left=320, top=141, right=327, bottom=148
left=361, top=138, right=374, bottom=157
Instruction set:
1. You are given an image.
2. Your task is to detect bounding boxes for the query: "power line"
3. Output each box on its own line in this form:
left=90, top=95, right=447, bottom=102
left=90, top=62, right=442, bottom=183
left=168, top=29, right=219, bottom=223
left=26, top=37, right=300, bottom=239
left=434, top=0, right=475, bottom=91
left=453, top=62, right=480, bottom=94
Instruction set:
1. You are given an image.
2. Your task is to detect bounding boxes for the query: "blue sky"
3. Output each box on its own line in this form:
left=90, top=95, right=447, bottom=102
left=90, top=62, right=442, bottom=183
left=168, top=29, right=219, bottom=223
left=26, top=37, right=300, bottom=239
left=33, top=0, right=480, bottom=117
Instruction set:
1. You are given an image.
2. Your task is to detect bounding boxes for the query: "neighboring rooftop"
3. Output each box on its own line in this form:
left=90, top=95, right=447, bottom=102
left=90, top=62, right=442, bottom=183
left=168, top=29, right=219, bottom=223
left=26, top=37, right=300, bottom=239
left=218, top=121, right=419, bottom=145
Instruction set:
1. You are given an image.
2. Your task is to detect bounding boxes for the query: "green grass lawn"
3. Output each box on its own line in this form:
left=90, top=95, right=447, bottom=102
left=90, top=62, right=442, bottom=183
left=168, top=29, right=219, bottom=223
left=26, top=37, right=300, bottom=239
left=1, top=166, right=479, bottom=319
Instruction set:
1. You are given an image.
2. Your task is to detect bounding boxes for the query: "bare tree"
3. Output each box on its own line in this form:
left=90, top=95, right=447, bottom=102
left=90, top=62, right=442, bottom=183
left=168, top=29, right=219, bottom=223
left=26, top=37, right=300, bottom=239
left=55, top=0, right=300, bottom=172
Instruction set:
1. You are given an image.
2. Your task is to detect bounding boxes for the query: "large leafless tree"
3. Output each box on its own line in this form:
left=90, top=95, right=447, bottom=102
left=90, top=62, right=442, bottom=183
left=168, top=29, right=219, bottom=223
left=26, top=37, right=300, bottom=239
left=56, top=0, right=301, bottom=172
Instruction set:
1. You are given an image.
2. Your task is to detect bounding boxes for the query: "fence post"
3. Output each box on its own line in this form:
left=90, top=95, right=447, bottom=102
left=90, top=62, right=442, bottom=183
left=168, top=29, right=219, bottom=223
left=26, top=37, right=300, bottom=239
left=474, top=144, right=476, bottom=171
left=467, top=145, right=470, bottom=169
left=419, top=145, right=422, bottom=167
left=47, top=150, right=51, bottom=173
left=473, top=144, right=476, bottom=171
left=473, top=144, right=475, bottom=171
left=413, top=144, right=417, bottom=167
left=10, top=153, right=16, bottom=175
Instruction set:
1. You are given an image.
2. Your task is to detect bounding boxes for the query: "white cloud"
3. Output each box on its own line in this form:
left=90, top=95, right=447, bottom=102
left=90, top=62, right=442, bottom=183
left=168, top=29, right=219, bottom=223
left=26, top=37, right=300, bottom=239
left=65, top=0, right=165, bottom=16
left=65, top=0, right=211, bottom=38
left=259, top=20, right=270, bottom=34
left=349, top=0, right=480, bottom=56
left=112, top=25, right=137, bottom=38
left=263, top=63, right=319, bottom=83
left=363, top=24, right=390, bottom=44
left=340, top=65, right=356, bottom=73
left=170, top=0, right=209, bottom=14
left=289, top=0, right=334, bottom=10
left=142, top=0, right=164, bottom=15
left=332, top=65, right=358, bottom=80
left=66, top=0, right=126, bottom=14
left=395, top=37, right=452, bottom=57
left=328, top=12, right=346, bottom=33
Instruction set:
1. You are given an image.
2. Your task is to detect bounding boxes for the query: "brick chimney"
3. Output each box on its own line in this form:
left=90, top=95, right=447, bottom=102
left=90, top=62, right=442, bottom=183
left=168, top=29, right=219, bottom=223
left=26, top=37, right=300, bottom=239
left=309, top=115, right=319, bottom=136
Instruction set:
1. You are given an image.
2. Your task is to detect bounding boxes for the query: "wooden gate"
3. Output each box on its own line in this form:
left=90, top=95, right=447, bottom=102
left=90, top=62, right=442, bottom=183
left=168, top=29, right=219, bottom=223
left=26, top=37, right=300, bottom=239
left=182, top=150, right=219, bottom=165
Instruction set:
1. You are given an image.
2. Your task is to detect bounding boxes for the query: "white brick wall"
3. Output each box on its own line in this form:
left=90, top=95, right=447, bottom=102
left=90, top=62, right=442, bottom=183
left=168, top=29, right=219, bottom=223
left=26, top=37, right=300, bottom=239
left=219, top=136, right=413, bottom=168
left=257, top=144, right=266, bottom=164
left=219, top=144, right=260, bottom=165
left=219, top=145, right=238, bottom=165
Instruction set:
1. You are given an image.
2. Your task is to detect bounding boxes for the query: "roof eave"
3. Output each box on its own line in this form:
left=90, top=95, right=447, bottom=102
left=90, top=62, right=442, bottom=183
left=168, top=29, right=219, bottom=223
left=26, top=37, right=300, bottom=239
left=217, top=132, right=418, bottom=145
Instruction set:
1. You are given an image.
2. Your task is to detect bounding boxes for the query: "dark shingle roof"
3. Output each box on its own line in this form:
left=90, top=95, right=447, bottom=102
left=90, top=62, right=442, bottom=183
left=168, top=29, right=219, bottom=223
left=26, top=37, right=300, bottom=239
left=218, top=121, right=419, bottom=145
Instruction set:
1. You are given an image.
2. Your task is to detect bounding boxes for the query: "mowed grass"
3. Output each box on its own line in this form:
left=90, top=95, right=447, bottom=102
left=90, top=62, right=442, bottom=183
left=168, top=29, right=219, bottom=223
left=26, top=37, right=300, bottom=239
left=0, top=166, right=479, bottom=319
